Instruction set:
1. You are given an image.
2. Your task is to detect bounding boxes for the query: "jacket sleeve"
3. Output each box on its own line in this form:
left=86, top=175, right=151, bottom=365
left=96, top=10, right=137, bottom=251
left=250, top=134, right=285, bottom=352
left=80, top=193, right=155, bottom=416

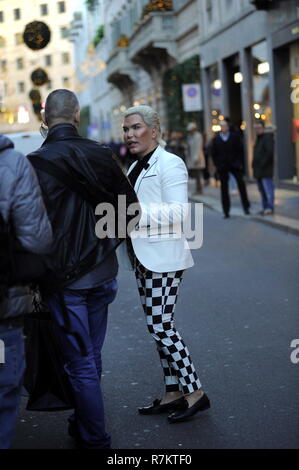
left=12, top=154, right=53, bottom=253
left=138, top=155, right=189, bottom=230
left=260, top=134, right=274, bottom=168
left=210, top=138, right=218, bottom=167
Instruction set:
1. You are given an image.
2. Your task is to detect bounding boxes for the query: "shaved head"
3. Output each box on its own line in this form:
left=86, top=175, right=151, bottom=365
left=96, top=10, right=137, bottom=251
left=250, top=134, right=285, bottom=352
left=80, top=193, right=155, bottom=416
left=45, top=89, right=80, bottom=127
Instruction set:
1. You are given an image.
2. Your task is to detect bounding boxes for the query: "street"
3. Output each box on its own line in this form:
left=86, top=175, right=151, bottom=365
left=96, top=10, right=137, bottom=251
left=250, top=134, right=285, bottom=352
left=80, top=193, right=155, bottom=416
left=13, top=206, right=299, bottom=449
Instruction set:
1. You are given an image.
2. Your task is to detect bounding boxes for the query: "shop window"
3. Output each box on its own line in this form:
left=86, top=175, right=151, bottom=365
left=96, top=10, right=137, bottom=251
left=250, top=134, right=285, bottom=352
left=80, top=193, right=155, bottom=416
left=0, top=11, right=4, bottom=23
left=252, top=40, right=272, bottom=125
left=209, top=64, right=222, bottom=131
left=290, top=42, right=299, bottom=181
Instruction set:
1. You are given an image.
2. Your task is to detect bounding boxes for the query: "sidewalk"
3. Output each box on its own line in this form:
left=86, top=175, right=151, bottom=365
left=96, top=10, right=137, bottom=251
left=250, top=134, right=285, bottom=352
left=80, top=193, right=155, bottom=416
left=189, top=179, right=299, bottom=236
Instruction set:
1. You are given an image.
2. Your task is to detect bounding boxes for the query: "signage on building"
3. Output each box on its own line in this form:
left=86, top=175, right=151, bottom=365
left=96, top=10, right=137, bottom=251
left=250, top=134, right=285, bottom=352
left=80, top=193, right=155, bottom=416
left=182, top=84, right=202, bottom=112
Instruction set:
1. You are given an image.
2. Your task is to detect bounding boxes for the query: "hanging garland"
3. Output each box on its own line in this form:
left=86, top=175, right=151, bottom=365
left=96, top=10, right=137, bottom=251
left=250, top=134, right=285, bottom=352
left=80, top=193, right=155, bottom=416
left=117, top=34, right=129, bottom=47
left=142, top=0, right=173, bottom=18
left=23, top=21, right=51, bottom=50
left=31, top=68, right=49, bottom=86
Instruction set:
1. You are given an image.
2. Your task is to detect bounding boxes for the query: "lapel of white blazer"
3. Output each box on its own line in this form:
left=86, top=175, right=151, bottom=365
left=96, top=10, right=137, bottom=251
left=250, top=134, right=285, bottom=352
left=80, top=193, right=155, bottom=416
left=133, top=146, right=161, bottom=194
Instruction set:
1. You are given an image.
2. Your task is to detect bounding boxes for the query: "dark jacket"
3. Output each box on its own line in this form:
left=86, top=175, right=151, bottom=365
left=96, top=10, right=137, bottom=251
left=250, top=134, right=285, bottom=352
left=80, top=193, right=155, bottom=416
left=27, top=124, right=139, bottom=291
left=210, top=132, right=244, bottom=172
left=252, top=132, right=274, bottom=179
left=0, top=135, right=52, bottom=320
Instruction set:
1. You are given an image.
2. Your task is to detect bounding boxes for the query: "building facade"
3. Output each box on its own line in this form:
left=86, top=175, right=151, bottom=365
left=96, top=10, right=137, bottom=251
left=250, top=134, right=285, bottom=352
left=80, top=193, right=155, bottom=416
left=70, top=0, right=299, bottom=185
left=0, top=0, right=75, bottom=133
left=70, top=0, right=202, bottom=142
left=199, top=0, right=299, bottom=183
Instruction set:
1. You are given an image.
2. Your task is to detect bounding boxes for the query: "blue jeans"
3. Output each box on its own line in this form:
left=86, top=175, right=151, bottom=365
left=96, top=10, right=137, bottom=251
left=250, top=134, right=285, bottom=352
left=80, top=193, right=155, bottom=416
left=257, top=178, right=275, bottom=211
left=47, top=280, right=117, bottom=449
left=0, top=325, right=25, bottom=449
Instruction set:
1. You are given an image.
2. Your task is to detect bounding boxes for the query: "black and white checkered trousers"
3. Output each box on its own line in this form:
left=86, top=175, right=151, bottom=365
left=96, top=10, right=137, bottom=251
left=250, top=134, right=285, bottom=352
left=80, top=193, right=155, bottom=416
left=135, top=261, right=202, bottom=395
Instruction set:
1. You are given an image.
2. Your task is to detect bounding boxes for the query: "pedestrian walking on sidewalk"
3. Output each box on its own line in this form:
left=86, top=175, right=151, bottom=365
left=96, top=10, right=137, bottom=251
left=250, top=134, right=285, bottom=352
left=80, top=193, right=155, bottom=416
left=210, top=119, right=251, bottom=218
left=252, top=120, right=275, bottom=216
left=186, top=123, right=206, bottom=194
left=27, top=89, right=139, bottom=449
left=0, top=134, right=52, bottom=449
left=120, top=105, right=210, bottom=423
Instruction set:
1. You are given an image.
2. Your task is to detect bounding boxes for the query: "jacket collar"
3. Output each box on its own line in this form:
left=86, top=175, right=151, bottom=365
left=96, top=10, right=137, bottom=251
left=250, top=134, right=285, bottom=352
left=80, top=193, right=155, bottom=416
left=134, top=145, right=161, bottom=193
left=43, top=123, right=80, bottom=145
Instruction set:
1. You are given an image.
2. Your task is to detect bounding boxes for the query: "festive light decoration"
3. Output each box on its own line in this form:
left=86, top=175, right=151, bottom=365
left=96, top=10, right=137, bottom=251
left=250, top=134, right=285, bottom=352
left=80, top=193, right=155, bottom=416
left=143, top=0, right=173, bottom=17
left=29, top=89, right=41, bottom=103
left=31, top=68, right=49, bottom=86
left=29, top=89, right=42, bottom=119
left=23, top=21, right=51, bottom=50
left=117, top=34, right=129, bottom=47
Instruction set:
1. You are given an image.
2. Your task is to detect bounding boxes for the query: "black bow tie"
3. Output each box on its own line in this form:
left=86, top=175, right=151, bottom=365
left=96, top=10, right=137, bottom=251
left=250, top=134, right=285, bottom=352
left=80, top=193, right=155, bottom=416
left=138, top=159, right=150, bottom=170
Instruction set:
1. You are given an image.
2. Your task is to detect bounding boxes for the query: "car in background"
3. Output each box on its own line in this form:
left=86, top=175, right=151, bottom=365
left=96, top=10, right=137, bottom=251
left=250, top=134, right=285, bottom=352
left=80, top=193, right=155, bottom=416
left=6, top=131, right=44, bottom=155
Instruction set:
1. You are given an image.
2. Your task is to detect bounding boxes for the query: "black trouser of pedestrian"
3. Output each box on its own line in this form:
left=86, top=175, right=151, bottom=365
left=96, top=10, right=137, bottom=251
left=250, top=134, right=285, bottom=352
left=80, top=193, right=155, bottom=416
left=218, top=168, right=250, bottom=216
left=189, top=168, right=203, bottom=193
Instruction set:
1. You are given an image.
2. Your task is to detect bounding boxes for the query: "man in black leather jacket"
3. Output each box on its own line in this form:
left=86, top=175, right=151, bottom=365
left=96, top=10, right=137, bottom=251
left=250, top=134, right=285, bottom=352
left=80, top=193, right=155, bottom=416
left=211, top=119, right=251, bottom=218
left=27, top=89, right=139, bottom=449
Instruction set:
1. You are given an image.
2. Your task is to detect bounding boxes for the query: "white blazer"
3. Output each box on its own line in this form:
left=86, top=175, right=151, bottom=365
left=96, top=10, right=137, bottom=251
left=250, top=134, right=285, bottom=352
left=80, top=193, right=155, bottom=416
left=118, top=146, right=194, bottom=273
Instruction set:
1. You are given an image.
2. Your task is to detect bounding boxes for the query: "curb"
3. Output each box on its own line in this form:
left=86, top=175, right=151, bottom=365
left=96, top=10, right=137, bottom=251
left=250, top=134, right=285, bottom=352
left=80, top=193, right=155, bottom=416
left=189, top=195, right=299, bottom=237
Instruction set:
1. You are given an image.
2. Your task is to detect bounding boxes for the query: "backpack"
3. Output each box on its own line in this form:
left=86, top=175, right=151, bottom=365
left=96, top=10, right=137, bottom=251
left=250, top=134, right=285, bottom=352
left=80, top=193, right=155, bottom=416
left=0, top=212, right=13, bottom=302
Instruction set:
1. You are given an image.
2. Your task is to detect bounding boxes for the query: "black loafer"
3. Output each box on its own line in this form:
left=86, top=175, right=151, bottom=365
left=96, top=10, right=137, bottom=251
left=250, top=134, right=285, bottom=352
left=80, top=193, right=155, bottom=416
left=138, top=397, right=187, bottom=415
left=168, top=393, right=210, bottom=423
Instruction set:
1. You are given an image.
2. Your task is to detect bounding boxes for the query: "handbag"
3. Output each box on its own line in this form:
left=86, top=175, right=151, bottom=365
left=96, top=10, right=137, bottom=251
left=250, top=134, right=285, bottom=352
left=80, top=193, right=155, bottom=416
left=23, top=291, right=75, bottom=411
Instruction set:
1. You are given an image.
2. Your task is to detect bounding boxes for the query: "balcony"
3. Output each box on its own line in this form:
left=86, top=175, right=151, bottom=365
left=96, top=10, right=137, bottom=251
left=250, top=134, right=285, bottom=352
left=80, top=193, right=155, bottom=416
left=128, top=12, right=177, bottom=73
left=106, top=47, right=138, bottom=91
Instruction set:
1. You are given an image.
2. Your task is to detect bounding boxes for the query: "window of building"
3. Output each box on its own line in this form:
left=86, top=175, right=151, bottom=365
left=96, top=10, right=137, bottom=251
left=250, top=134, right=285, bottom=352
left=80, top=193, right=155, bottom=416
left=40, top=4, right=48, bottom=16
left=58, top=1, right=66, bottom=13
left=47, top=79, right=52, bottom=90
left=16, top=57, right=24, bottom=70
left=0, top=36, right=5, bottom=48
left=14, top=8, right=21, bottom=20
left=1, top=59, right=7, bottom=73
left=45, top=54, right=52, bottom=66
left=60, top=27, right=68, bottom=38
left=173, top=0, right=188, bottom=10
left=15, top=33, right=23, bottom=45
left=62, top=52, right=70, bottom=64
left=18, top=81, right=25, bottom=93
left=63, top=77, right=70, bottom=87
left=206, top=0, right=213, bottom=22
left=0, top=11, right=4, bottom=22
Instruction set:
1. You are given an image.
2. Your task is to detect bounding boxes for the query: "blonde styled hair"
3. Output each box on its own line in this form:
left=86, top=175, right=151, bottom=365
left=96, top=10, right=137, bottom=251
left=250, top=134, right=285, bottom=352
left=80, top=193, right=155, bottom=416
left=123, top=105, right=166, bottom=148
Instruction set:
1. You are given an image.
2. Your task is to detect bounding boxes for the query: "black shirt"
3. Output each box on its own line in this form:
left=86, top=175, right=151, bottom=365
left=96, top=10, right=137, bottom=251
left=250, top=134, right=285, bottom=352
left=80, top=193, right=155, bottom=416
left=127, top=148, right=157, bottom=270
left=128, top=148, right=157, bottom=188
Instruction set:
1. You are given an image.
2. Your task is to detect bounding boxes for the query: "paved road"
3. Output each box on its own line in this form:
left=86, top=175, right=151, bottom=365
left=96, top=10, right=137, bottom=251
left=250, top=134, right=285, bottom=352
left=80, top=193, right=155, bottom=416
left=13, top=207, right=299, bottom=449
